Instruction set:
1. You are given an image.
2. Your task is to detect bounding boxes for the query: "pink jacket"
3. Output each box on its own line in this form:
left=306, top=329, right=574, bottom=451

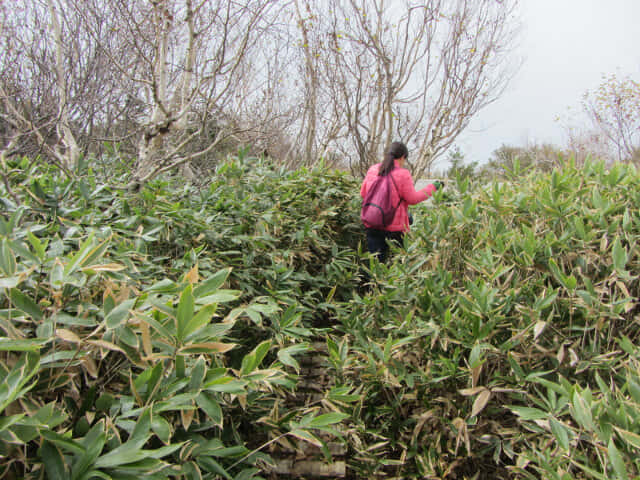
left=360, top=160, right=436, bottom=232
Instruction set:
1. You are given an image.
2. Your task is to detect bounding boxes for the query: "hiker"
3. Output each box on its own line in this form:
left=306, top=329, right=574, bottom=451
left=360, top=141, right=443, bottom=262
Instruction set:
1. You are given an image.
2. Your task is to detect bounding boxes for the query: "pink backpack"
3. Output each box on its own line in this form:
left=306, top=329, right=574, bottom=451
left=361, top=169, right=401, bottom=229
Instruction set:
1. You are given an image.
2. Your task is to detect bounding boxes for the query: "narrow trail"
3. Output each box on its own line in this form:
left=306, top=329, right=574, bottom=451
left=265, top=340, right=348, bottom=479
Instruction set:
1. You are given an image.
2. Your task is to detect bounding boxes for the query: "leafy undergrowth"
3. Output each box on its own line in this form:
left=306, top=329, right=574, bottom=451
left=332, top=160, right=640, bottom=479
left=2, top=154, right=640, bottom=480
left=0, top=154, right=361, bottom=479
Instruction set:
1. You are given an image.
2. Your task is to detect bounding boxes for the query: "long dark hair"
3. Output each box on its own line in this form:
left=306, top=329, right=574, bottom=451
left=379, top=141, right=408, bottom=176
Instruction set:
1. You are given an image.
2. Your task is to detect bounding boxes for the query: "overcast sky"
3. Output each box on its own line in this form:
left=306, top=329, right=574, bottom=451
left=454, top=0, right=640, bottom=167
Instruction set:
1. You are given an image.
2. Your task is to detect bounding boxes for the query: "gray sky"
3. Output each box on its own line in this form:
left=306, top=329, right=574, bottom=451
left=454, top=0, right=640, bottom=167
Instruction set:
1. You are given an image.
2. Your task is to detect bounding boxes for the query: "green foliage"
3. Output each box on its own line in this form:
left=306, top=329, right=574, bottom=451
left=0, top=154, right=360, bottom=478
left=446, top=146, right=479, bottom=182
left=330, top=158, right=640, bottom=478
left=4, top=152, right=640, bottom=479
left=482, top=142, right=569, bottom=178
left=582, top=73, right=640, bottom=162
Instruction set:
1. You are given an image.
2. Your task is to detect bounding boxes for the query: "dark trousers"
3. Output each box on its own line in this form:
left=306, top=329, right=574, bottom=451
left=366, top=228, right=404, bottom=263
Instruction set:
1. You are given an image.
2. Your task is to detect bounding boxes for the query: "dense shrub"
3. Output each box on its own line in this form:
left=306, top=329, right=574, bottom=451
left=333, top=159, right=640, bottom=479
left=3, top=154, right=640, bottom=479
left=0, top=154, right=360, bottom=479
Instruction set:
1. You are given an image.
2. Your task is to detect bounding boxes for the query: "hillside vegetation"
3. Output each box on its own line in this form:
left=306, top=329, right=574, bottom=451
left=1, top=154, right=640, bottom=479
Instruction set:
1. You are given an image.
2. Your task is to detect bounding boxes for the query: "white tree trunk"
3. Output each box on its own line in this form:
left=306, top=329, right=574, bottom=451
left=47, top=0, right=80, bottom=171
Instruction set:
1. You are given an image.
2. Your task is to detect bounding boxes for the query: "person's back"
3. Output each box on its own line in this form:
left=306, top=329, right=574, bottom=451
left=360, top=141, right=442, bottom=261
left=361, top=163, right=402, bottom=230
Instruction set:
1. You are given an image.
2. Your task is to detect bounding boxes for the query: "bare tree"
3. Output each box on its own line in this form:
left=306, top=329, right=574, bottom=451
left=563, top=123, right=614, bottom=166
left=46, top=0, right=81, bottom=170
left=294, top=0, right=320, bottom=166
left=1, top=0, right=522, bottom=183
left=294, top=0, right=521, bottom=177
left=582, top=74, right=640, bottom=163
left=0, top=1, right=72, bottom=172
left=76, top=0, right=284, bottom=187
left=1, top=0, right=291, bottom=184
left=0, top=1, right=136, bottom=173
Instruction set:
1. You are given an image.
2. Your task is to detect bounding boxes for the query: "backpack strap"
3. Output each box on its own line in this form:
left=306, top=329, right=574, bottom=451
left=387, top=169, right=402, bottom=210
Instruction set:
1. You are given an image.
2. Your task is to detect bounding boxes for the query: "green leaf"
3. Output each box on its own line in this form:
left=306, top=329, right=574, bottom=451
left=196, top=392, right=223, bottom=427
left=72, top=421, right=107, bottom=480
left=80, top=240, right=110, bottom=269
left=193, top=268, right=231, bottom=298
left=64, top=234, right=95, bottom=276
left=240, top=340, right=271, bottom=376
left=289, top=428, right=322, bottom=447
left=309, top=412, right=349, bottom=428
left=93, top=413, right=168, bottom=469
left=8, top=240, right=38, bottom=264
left=134, top=363, right=164, bottom=401
left=614, top=426, right=640, bottom=451
left=197, top=457, right=233, bottom=480
left=203, top=378, right=246, bottom=394
left=244, top=306, right=261, bottom=325
left=612, top=237, right=628, bottom=272
left=50, top=260, right=64, bottom=289
left=327, top=337, right=339, bottom=362
left=0, top=413, right=25, bottom=432
left=534, top=290, right=558, bottom=311
left=27, top=231, right=47, bottom=260
left=571, top=390, right=594, bottom=431
left=608, top=437, right=629, bottom=480
left=627, top=377, right=640, bottom=403
left=550, top=418, right=570, bottom=451
left=146, top=278, right=180, bottom=294
left=532, top=377, right=571, bottom=398
left=151, top=416, right=172, bottom=445
left=469, top=343, right=484, bottom=368
left=138, top=313, right=174, bottom=341
left=183, top=304, right=217, bottom=340
left=209, top=446, right=247, bottom=458
left=569, top=458, right=608, bottom=480
left=95, top=394, right=115, bottom=412
left=154, top=393, right=198, bottom=413
left=130, top=408, right=152, bottom=446
left=548, top=258, right=575, bottom=291
left=187, top=356, right=207, bottom=392
left=233, top=468, right=261, bottom=480
left=9, top=288, right=43, bottom=321
left=383, top=335, right=393, bottom=363
left=618, top=336, right=636, bottom=356
left=328, top=386, right=361, bottom=403
left=93, top=448, right=148, bottom=469
left=0, top=352, right=40, bottom=411
left=277, top=343, right=309, bottom=372
left=105, top=299, right=135, bottom=329
left=176, top=284, right=195, bottom=342
left=0, top=275, right=19, bottom=289
left=40, top=441, right=68, bottom=479
left=508, top=406, right=548, bottom=421
left=246, top=301, right=279, bottom=317
left=178, top=342, right=236, bottom=355
left=0, top=338, right=46, bottom=352
left=574, top=217, right=586, bottom=239
left=0, top=239, right=16, bottom=276
left=196, top=290, right=241, bottom=305
left=41, top=429, right=85, bottom=455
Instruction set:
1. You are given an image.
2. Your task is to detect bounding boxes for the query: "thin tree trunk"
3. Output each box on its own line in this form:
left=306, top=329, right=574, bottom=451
left=47, top=0, right=80, bottom=171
